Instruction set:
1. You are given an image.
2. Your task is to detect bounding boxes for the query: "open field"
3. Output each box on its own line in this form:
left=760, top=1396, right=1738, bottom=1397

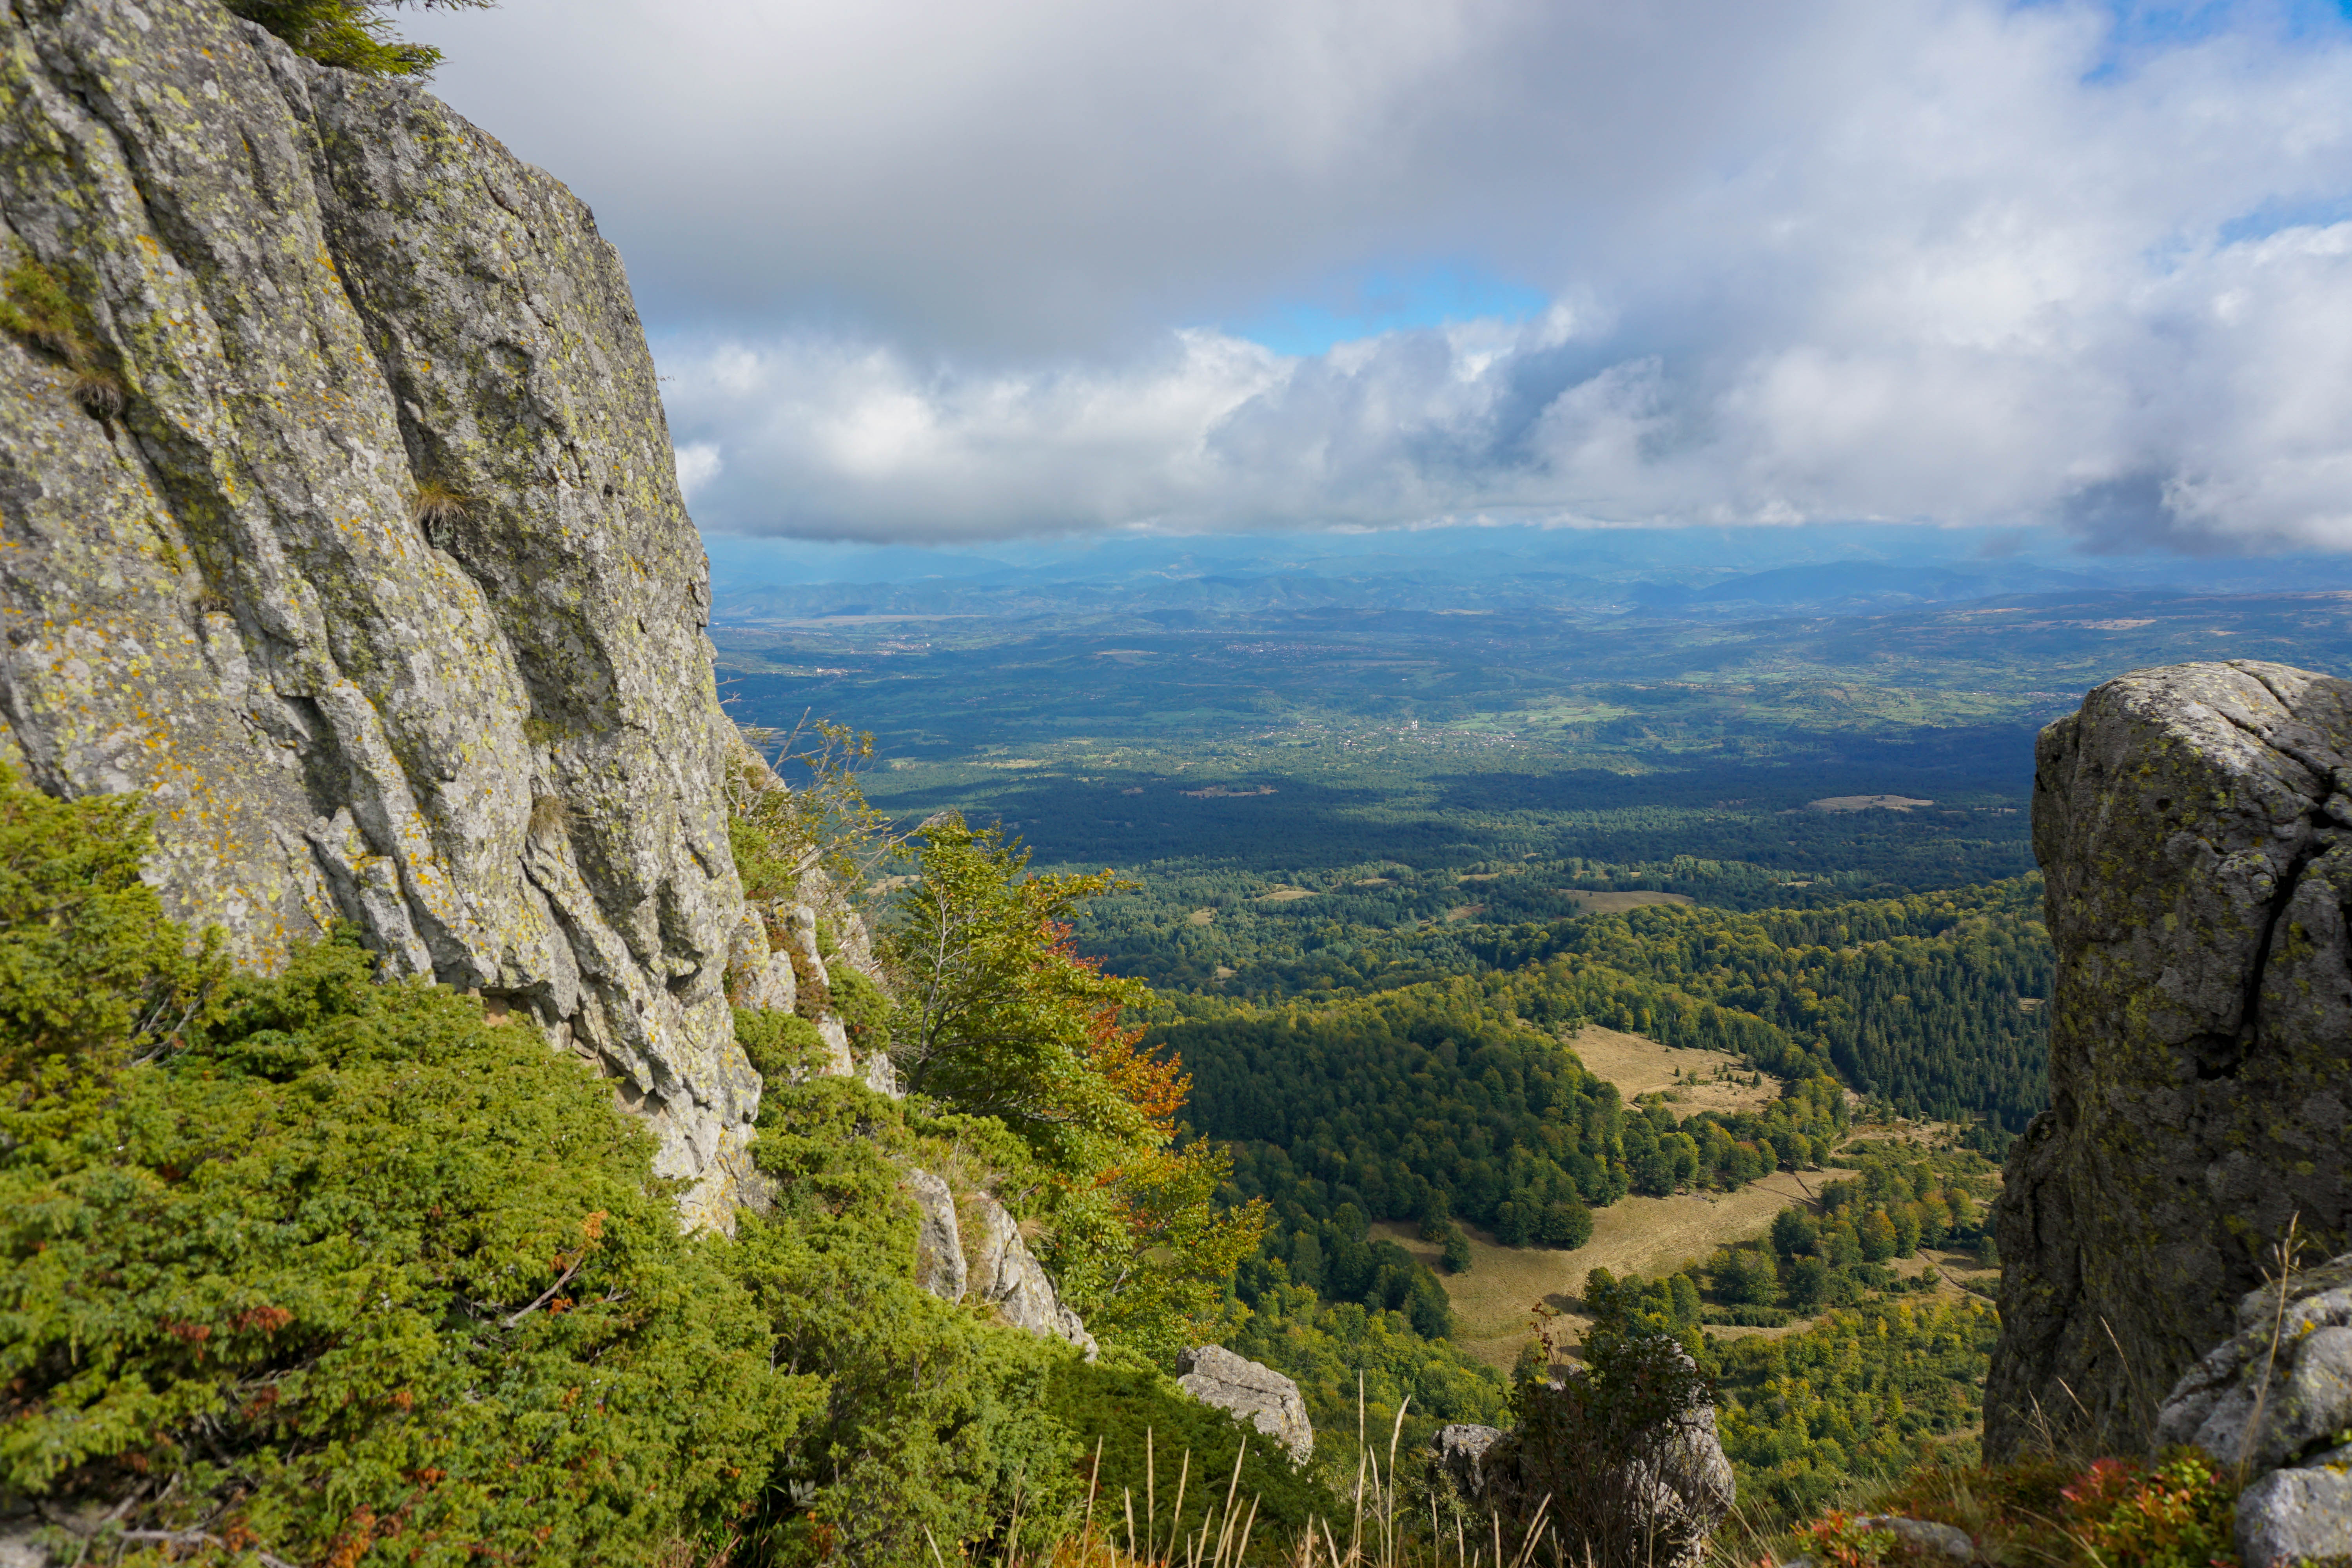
left=1563, top=1025, right=1780, bottom=1117
left=1381, top=1181, right=1999, bottom=1368
left=1373, top=1170, right=1818, bottom=1367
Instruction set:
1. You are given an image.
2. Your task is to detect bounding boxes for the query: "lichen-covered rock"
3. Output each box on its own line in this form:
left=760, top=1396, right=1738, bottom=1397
left=2236, top=1462, right=2352, bottom=1568
left=1430, top=1422, right=1503, bottom=1494
left=905, top=1168, right=967, bottom=1303
left=968, top=1198, right=1098, bottom=1361
left=1990, top=662, right=2352, bottom=1457
left=2157, top=1254, right=2352, bottom=1475
left=1175, top=1345, right=1313, bottom=1465
left=902, top=1173, right=1098, bottom=1357
left=0, top=0, right=765, bottom=1225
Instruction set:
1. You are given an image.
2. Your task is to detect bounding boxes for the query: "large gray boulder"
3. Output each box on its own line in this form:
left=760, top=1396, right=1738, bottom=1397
left=1990, top=662, right=2352, bottom=1457
left=0, top=0, right=762, bottom=1223
left=1176, top=1346, right=1313, bottom=1465
left=2236, top=1463, right=2352, bottom=1567
left=2157, top=1256, right=2352, bottom=1473
left=905, top=1169, right=967, bottom=1303
left=2152, top=1252, right=2352, bottom=1565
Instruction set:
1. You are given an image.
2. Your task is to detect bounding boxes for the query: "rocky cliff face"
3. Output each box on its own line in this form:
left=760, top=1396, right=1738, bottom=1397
left=0, top=0, right=758, bottom=1225
left=1990, top=661, right=2352, bottom=1457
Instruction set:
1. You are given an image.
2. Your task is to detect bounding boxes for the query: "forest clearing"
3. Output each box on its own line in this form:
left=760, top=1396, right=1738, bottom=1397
left=1371, top=1171, right=1815, bottom=1366
left=1562, top=1024, right=1782, bottom=1116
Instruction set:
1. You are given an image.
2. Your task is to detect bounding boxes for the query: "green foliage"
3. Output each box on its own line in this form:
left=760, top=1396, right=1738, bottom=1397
left=225, top=0, right=494, bottom=79
left=2060, top=1453, right=2239, bottom=1568
left=732, top=1004, right=832, bottom=1082
left=1581, top=1265, right=1703, bottom=1334
left=827, top=963, right=893, bottom=1062
left=1221, top=1265, right=1508, bottom=1469
left=1502, top=1297, right=1719, bottom=1568
left=0, top=769, right=216, bottom=1083
left=0, top=770, right=807, bottom=1565
left=1817, top=1452, right=2232, bottom=1568
left=0, top=252, right=129, bottom=418
left=886, top=814, right=1153, bottom=1165
left=1041, top=1136, right=1268, bottom=1366
left=871, top=812, right=1267, bottom=1365
left=1712, top=1297, right=2000, bottom=1514
left=1165, top=984, right=1842, bottom=1331
left=728, top=716, right=902, bottom=900
left=1168, top=986, right=1629, bottom=1242
left=727, top=1076, right=1085, bottom=1563
left=1041, top=1360, right=1341, bottom=1543
left=0, top=254, right=94, bottom=367
left=1474, top=882, right=2053, bottom=1131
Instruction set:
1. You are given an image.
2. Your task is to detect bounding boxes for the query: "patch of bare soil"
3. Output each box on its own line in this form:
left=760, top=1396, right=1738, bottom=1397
left=1563, top=1025, right=1778, bottom=1117
left=1560, top=890, right=1695, bottom=914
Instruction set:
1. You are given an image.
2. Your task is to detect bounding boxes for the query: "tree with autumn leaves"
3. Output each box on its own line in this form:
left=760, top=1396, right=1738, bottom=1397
left=882, top=813, right=1265, bottom=1362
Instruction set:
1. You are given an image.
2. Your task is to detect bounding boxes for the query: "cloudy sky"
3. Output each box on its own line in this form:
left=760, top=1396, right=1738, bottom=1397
left=407, top=0, right=2352, bottom=553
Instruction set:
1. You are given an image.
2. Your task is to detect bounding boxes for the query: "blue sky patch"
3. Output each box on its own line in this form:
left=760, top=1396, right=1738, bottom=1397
left=1227, top=264, right=1551, bottom=358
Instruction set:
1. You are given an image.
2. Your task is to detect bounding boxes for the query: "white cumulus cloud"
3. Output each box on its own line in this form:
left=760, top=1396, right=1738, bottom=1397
left=410, top=0, right=2352, bottom=549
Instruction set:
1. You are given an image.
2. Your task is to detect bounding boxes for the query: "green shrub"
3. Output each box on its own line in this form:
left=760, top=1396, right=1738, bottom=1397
left=726, top=1075, right=1087, bottom=1563
left=225, top=0, right=494, bottom=78
left=1042, top=1360, right=1342, bottom=1545
left=733, top=1004, right=831, bottom=1080
left=0, top=769, right=809, bottom=1565
left=1440, top=1227, right=1473, bottom=1274
left=2061, top=1452, right=2239, bottom=1568
left=827, top=963, right=893, bottom=1061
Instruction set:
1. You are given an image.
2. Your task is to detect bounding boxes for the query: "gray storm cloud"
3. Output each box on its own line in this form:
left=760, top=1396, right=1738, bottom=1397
left=408, top=0, right=2352, bottom=548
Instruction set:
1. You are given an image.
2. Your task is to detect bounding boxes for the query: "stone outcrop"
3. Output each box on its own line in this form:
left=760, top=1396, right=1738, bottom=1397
left=0, top=0, right=768, bottom=1223
left=1174, top=1345, right=1313, bottom=1465
left=1431, top=1422, right=1503, bottom=1495
left=903, top=1169, right=1097, bottom=1360
left=2236, top=1463, right=2352, bottom=1568
left=2155, top=1252, right=2352, bottom=1565
left=969, top=1198, right=1097, bottom=1359
left=1460, top=1365, right=1733, bottom=1567
left=1990, top=662, right=2352, bottom=1457
left=905, top=1168, right=967, bottom=1303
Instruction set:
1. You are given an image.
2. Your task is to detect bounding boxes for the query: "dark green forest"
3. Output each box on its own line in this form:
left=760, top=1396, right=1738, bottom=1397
left=1473, top=881, right=2053, bottom=1132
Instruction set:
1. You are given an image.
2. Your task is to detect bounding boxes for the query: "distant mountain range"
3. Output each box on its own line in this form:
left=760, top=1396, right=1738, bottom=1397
left=701, top=523, right=2352, bottom=625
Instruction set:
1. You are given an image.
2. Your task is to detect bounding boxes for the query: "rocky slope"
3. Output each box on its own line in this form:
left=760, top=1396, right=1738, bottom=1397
left=1990, top=661, right=2352, bottom=1457
left=0, top=0, right=756, bottom=1224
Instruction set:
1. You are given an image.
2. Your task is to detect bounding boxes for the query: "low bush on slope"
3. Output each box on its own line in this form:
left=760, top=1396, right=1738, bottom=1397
left=0, top=768, right=806, bottom=1564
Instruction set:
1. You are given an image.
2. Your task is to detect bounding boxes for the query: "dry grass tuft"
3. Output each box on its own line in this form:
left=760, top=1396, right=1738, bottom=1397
left=412, top=479, right=470, bottom=532
left=72, top=369, right=126, bottom=420
left=528, top=793, right=568, bottom=839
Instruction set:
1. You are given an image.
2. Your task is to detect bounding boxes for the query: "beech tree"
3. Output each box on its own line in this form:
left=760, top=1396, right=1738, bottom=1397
left=881, top=813, right=1266, bottom=1359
